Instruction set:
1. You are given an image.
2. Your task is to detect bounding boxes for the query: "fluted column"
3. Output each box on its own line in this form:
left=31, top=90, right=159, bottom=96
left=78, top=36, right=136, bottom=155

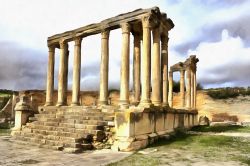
left=140, top=15, right=151, bottom=106
left=168, top=71, right=173, bottom=107
left=191, top=70, right=194, bottom=108
left=45, top=46, right=55, bottom=106
left=161, top=34, right=169, bottom=107
left=133, top=33, right=141, bottom=104
left=57, top=40, right=69, bottom=106
left=152, top=27, right=161, bottom=106
left=180, top=70, right=185, bottom=107
left=71, top=37, right=82, bottom=106
left=186, top=68, right=191, bottom=108
left=99, top=30, right=110, bottom=106
left=193, top=70, right=197, bottom=108
left=119, top=23, right=130, bottom=108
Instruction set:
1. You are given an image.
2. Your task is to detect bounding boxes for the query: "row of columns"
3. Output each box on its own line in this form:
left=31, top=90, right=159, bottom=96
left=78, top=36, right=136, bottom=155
left=45, top=15, right=170, bottom=108
left=168, top=68, right=197, bottom=109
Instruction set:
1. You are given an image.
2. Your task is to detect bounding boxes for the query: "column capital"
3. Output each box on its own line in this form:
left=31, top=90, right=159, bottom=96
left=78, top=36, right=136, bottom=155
left=59, top=39, right=68, bottom=49
left=74, top=37, right=82, bottom=46
left=141, top=14, right=152, bottom=28
left=101, top=30, right=110, bottom=39
left=161, top=34, right=169, bottom=42
left=48, top=45, right=55, bottom=52
left=120, top=22, right=131, bottom=34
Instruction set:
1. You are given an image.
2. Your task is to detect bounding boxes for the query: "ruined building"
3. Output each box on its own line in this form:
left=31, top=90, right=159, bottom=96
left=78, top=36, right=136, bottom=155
left=12, top=7, right=199, bottom=152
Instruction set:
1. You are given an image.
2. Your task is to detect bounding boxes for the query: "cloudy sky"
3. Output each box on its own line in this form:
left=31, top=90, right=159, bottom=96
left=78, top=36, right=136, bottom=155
left=0, top=0, right=250, bottom=90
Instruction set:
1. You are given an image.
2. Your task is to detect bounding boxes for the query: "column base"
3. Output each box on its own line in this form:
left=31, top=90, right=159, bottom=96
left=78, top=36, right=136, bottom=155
left=119, top=100, right=129, bottom=109
left=138, top=99, right=152, bottom=108
left=71, top=102, right=80, bottom=106
left=44, top=102, right=53, bottom=106
left=152, top=100, right=161, bottom=106
left=98, top=100, right=108, bottom=106
left=56, top=102, right=66, bottom=107
left=161, top=102, right=169, bottom=107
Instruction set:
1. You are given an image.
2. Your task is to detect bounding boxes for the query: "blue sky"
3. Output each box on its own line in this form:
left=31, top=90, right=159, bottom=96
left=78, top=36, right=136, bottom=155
left=0, top=0, right=250, bottom=90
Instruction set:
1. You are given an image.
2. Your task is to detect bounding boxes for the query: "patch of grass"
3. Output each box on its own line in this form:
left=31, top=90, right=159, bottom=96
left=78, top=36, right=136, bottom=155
left=0, top=122, right=13, bottom=129
left=0, top=129, right=10, bottom=136
left=109, top=129, right=250, bottom=165
left=191, top=125, right=250, bottom=133
left=107, top=154, right=160, bottom=166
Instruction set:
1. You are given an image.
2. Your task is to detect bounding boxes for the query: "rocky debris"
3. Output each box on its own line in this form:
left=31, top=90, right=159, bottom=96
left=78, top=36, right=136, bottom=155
left=199, top=116, right=210, bottom=126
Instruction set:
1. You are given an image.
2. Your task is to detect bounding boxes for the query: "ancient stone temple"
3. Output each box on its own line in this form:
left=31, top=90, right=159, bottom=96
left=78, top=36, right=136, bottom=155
left=12, top=7, right=199, bottom=153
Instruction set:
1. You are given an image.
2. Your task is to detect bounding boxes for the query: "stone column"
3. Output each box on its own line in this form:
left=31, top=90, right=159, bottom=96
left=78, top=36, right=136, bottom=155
left=152, top=27, right=161, bottom=106
left=186, top=68, right=191, bottom=108
left=45, top=46, right=55, bottom=106
left=71, top=37, right=82, bottom=106
left=168, top=71, right=173, bottom=107
left=180, top=70, right=185, bottom=107
left=190, top=70, right=194, bottom=108
left=57, top=40, right=69, bottom=106
left=193, top=70, right=197, bottom=108
left=119, top=23, right=130, bottom=108
left=140, top=15, right=151, bottom=106
left=161, top=34, right=169, bottom=107
left=99, top=30, right=110, bottom=106
left=133, top=33, right=141, bottom=104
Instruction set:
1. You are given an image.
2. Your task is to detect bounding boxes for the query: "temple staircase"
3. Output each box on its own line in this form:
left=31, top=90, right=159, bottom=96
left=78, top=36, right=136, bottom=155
left=12, top=107, right=115, bottom=153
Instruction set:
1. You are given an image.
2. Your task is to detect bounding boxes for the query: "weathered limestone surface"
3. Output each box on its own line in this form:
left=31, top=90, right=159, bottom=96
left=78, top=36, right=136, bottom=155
left=15, top=7, right=200, bottom=153
left=114, top=108, right=197, bottom=151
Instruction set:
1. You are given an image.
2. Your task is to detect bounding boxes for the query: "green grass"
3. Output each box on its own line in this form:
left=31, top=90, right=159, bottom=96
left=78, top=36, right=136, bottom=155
left=0, top=129, right=10, bottom=136
left=191, top=125, right=250, bottom=133
left=108, top=126, right=250, bottom=166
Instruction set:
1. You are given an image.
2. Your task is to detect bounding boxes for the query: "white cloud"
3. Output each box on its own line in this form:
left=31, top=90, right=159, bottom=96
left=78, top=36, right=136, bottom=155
left=188, top=29, right=250, bottom=88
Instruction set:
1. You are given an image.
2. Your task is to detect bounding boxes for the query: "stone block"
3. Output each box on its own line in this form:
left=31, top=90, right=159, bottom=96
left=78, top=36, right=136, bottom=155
left=134, top=112, right=155, bottom=135
left=115, top=111, right=135, bottom=137
left=155, top=112, right=165, bottom=132
left=165, top=113, right=174, bottom=130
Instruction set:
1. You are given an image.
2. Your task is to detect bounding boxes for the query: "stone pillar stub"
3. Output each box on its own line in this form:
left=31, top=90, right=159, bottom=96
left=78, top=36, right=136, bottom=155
left=99, top=30, right=110, bottom=106
left=152, top=27, right=161, bottom=106
left=180, top=70, right=185, bottom=108
left=168, top=71, right=173, bottom=107
left=119, top=23, right=130, bottom=108
left=57, top=40, right=69, bottom=106
left=71, top=37, right=82, bottom=106
left=45, top=46, right=55, bottom=106
left=140, top=15, right=152, bottom=107
left=161, top=34, right=169, bottom=107
left=133, top=33, right=141, bottom=105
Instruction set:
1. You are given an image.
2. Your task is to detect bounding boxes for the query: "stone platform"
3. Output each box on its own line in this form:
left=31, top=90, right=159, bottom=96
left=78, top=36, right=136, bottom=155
left=113, top=106, right=198, bottom=151
left=12, top=106, right=115, bottom=153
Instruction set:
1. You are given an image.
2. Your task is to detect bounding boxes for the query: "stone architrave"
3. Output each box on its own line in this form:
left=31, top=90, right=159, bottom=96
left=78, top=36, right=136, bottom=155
left=71, top=37, right=82, bottom=106
left=99, top=30, right=110, bottom=106
left=119, top=23, right=130, bottom=108
left=45, top=46, right=55, bottom=106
